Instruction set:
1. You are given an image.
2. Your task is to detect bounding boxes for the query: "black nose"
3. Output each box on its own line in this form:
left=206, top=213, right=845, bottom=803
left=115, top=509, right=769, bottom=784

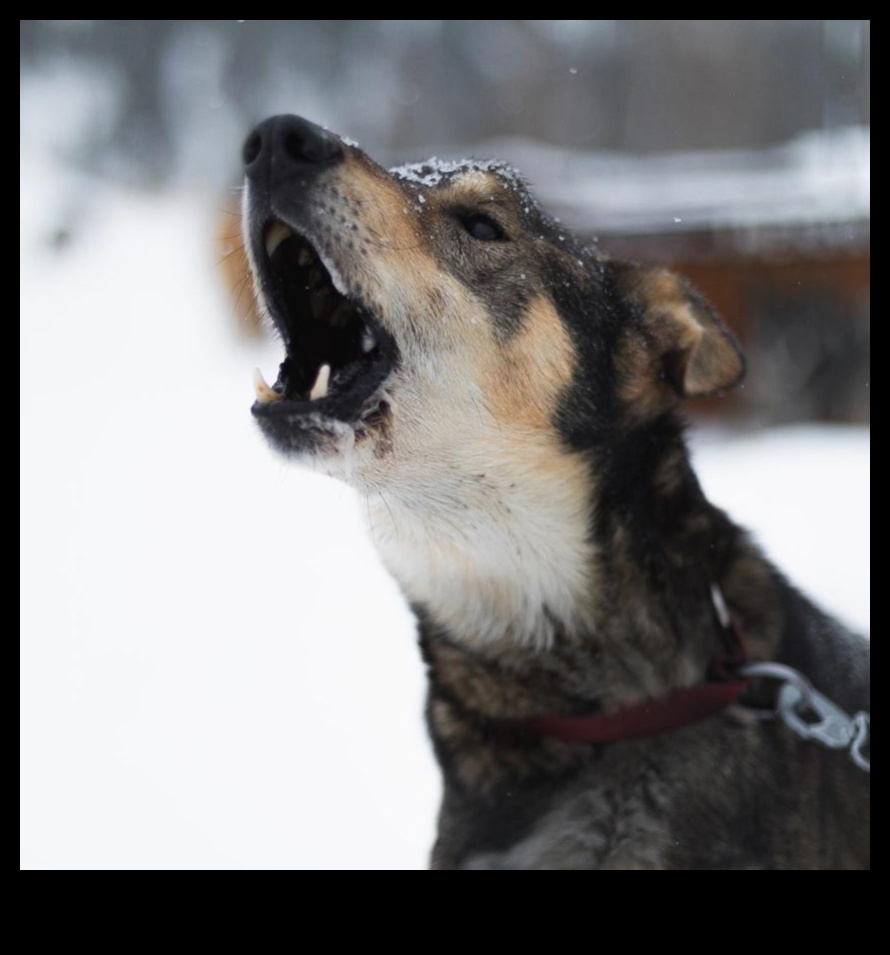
left=242, top=115, right=344, bottom=179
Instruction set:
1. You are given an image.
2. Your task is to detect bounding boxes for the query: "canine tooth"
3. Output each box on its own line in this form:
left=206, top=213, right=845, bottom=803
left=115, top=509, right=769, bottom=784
left=309, top=364, right=331, bottom=401
left=253, top=367, right=283, bottom=403
left=361, top=328, right=377, bottom=353
left=264, top=221, right=293, bottom=259
left=298, top=246, right=313, bottom=266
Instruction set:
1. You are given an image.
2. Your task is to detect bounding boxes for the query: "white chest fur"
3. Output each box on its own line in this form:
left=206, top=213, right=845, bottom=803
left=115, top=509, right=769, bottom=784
left=362, top=429, right=597, bottom=648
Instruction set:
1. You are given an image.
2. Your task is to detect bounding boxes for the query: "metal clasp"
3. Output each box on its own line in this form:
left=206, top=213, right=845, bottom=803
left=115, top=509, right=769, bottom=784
left=777, top=682, right=855, bottom=749
left=739, top=662, right=870, bottom=774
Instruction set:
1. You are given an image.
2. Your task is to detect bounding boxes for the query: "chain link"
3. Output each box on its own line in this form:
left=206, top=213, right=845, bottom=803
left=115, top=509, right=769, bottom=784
left=850, top=713, right=871, bottom=772
left=740, top=662, right=871, bottom=774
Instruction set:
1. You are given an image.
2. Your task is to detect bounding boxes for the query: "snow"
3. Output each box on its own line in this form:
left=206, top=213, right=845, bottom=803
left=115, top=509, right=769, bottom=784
left=691, top=426, right=869, bottom=635
left=391, top=157, right=523, bottom=190
left=20, top=153, right=868, bottom=871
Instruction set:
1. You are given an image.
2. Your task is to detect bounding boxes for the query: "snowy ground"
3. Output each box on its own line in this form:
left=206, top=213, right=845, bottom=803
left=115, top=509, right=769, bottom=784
left=20, top=160, right=869, bottom=871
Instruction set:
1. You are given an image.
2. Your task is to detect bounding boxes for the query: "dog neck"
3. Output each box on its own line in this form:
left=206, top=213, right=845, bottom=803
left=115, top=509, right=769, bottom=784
left=369, top=416, right=784, bottom=793
left=363, top=428, right=599, bottom=649
left=417, top=520, right=781, bottom=799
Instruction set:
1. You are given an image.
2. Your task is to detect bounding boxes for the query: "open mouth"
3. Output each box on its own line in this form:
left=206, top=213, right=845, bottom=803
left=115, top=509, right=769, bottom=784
left=251, top=219, right=397, bottom=428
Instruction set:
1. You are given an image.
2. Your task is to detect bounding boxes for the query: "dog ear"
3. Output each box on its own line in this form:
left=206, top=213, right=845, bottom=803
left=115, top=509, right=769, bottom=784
left=609, top=262, right=745, bottom=404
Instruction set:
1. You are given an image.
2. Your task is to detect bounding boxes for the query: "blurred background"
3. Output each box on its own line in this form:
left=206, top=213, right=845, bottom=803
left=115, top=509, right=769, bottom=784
left=21, top=21, right=869, bottom=869
left=21, top=19, right=870, bottom=422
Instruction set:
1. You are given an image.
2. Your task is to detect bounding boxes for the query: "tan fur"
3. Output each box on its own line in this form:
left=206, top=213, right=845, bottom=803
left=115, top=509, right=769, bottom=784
left=615, top=264, right=745, bottom=413
left=483, top=296, right=575, bottom=431
left=362, top=317, right=597, bottom=647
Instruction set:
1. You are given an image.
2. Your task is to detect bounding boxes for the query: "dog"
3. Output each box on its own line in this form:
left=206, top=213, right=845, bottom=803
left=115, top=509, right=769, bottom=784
left=240, top=115, right=870, bottom=869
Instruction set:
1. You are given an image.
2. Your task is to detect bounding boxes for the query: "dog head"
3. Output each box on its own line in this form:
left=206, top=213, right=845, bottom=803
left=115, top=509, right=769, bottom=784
left=242, top=116, right=744, bottom=645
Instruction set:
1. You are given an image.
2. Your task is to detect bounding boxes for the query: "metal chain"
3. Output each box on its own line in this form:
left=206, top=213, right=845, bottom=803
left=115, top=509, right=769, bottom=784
left=739, top=661, right=870, bottom=774
left=850, top=713, right=871, bottom=772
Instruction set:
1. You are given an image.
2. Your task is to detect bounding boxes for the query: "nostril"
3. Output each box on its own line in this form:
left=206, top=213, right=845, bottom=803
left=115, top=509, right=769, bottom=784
left=242, top=130, right=262, bottom=167
left=283, top=131, right=309, bottom=163
left=283, top=129, right=340, bottom=164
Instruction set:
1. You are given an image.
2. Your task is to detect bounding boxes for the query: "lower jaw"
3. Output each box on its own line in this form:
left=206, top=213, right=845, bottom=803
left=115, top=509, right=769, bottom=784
left=253, top=408, right=357, bottom=458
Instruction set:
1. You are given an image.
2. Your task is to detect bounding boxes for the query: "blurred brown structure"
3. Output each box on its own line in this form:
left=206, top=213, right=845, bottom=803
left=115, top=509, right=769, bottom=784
left=673, top=251, right=869, bottom=424
left=217, top=203, right=262, bottom=338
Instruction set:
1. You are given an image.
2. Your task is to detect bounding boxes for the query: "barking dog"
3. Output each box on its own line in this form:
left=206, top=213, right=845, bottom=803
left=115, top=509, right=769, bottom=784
left=241, top=116, right=870, bottom=870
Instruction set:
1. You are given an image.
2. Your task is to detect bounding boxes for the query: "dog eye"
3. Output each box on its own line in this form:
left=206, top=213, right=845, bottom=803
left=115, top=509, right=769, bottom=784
left=460, top=213, right=507, bottom=242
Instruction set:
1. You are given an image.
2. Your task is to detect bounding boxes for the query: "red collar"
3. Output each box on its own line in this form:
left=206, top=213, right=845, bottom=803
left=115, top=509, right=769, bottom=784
left=525, top=679, right=749, bottom=744
left=525, top=588, right=749, bottom=745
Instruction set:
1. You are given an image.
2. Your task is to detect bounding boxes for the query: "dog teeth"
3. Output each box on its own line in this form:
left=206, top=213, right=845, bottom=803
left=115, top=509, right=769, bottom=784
left=264, top=221, right=293, bottom=259
left=298, top=246, right=313, bottom=266
left=361, top=328, right=377, bottom=353
left=253, top=367, right=283, bottom=403
left=309, top=364, right=331, bottom=401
